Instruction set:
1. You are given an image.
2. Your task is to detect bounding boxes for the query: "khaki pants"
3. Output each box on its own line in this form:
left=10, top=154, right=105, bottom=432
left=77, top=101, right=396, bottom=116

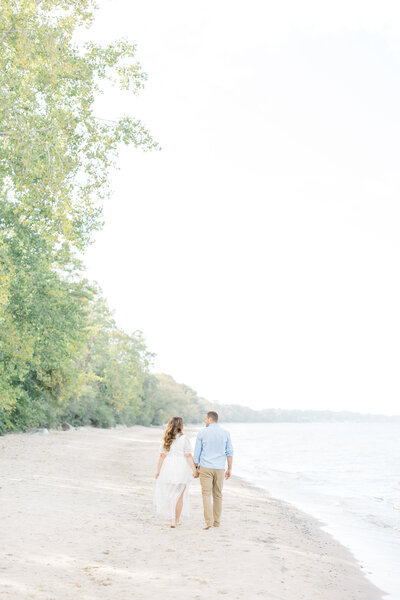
left=199, top=467, right=225, bottom=526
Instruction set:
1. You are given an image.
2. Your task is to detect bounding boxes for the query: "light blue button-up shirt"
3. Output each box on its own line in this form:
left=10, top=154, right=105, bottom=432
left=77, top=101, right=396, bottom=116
left=193, top=423, right=233, bottom=469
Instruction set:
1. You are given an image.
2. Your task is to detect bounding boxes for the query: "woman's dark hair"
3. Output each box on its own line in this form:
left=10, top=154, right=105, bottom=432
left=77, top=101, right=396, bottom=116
left=163, top=416, right=184, bottom=451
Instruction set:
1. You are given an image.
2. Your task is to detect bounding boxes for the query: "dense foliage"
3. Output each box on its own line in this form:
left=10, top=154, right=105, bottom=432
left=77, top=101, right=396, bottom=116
left=0, top=0, right=159, bottom=434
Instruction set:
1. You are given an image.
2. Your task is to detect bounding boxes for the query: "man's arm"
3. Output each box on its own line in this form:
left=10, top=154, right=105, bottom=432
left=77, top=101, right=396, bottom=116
left=193, top=432, right=202, bottom=465
left=225, top=455, right=233, bottom=479
left=225, top=433, right=233, bottom=479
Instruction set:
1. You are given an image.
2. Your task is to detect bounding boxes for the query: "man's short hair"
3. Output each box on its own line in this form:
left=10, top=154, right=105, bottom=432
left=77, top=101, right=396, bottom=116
left=207, top=411, right=218, bottom=422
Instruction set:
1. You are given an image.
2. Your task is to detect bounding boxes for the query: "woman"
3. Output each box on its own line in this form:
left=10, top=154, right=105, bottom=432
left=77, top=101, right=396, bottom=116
left=154, top=416, right=198, bottom=527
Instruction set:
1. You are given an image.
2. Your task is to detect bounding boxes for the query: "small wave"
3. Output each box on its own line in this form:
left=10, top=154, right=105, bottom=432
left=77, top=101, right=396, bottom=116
left=362, top=513, right=400, bottom=533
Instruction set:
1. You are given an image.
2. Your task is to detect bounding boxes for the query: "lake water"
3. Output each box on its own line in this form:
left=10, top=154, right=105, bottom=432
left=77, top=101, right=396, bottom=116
left=218, top=422, right=400, bottom=599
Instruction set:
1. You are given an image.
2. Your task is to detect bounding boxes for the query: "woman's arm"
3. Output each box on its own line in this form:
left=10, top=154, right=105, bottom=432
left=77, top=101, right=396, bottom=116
left=155, top=454, right=166, bottom=478
left=185, top=453, right=199, bottom=478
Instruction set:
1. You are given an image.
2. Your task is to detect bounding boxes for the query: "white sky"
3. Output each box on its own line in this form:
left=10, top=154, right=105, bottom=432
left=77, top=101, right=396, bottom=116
left=81, top=0, right=400, bottom=415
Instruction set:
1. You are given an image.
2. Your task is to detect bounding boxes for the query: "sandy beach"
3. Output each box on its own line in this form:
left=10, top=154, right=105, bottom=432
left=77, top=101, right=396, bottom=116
left=0, top=425, right=385, bottom=600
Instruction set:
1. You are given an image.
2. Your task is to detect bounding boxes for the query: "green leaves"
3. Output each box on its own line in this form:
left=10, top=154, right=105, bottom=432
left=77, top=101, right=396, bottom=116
left=0, top=0, right=158, bottom=248
left=0, top=0, right=205, bottom=434
left=0, top=0, right=159, bottom=431
left=145, top=374, right=209, bottom=426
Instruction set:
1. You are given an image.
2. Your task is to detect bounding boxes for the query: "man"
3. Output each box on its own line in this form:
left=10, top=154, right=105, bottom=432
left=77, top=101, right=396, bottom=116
left=193, top=411, right=233, bottom=530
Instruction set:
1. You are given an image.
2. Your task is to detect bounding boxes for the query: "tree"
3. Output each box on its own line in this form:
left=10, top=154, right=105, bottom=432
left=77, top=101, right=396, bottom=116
left=0, top=0, right=158, bottom=249
left=0, top=0, right=158, bottom=431
left=146, top=374, right=208, bottom=425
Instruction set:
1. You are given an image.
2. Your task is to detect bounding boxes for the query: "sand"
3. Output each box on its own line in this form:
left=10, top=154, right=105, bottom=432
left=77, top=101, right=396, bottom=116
left=0, top=424, right=385, bottom=600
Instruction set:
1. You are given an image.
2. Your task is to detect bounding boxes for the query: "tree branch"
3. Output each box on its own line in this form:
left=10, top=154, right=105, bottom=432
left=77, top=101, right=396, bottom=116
left=0, top=25, right=15, bottom=44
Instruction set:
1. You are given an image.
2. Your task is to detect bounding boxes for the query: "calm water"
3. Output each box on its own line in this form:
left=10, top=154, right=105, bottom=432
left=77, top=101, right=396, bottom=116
left=219, top=422, right=400, bottom=599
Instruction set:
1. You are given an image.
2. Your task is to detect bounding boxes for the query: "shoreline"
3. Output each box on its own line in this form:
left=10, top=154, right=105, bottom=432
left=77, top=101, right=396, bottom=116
left=0, top=425, right=385, bottom=599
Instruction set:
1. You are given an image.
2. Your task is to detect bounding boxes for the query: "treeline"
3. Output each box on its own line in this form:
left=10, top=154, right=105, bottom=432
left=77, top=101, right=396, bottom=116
left=130, top=377, right=400, bottom=425
left=149, top=376, right=400, bottom=424
left=0, top=0, right=159, bottom=435
left=0, top=1, right=212, bottom=436
left=206, top=403, right=400, bottom=423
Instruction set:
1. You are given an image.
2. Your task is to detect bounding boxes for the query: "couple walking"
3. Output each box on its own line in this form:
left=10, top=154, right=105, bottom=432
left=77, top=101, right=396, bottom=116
left=154, top=411, right=234, bottom=529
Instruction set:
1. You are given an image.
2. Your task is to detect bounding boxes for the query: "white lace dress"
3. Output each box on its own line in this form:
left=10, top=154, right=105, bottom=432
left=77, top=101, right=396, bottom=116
left=154, top=434, right=193, bottom=520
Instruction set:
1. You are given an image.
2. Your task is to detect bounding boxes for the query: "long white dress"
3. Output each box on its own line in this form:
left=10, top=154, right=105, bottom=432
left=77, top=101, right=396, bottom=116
left=154, top=434, right=193, bottom=520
